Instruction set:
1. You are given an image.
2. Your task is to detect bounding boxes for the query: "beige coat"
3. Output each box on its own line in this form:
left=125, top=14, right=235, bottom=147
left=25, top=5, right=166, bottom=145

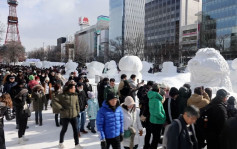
left=187, top=92, right=210, bottom=109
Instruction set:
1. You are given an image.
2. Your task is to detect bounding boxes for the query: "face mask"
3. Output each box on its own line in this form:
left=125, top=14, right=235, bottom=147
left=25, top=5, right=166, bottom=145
left=38, top=81, right=40, bottom=83
left=42, top=75, right=45, bottom=77
left=79, top=88, right=83, bottom=92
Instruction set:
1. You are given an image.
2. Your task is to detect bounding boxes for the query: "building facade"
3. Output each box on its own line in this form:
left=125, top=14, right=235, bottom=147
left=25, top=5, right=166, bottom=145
left=145, top=0, right=201, bottom=64
left=201, top=0, right=237, bottom=59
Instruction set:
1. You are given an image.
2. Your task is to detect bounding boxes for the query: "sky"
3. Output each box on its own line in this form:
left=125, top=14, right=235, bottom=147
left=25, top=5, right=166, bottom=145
left=0, top=0, right=109, bottom=51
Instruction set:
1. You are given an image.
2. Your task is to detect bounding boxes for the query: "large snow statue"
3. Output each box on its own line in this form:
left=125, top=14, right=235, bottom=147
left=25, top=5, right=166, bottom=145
left=161, top=62, right=177, bottom=74
left=188, top=48, right=232, bottom=92
left=35, top=62, right=43, bottom=68
left=87, top=61, right=105, bottom=78
left=42, top=61, right=51, bottom=69
left=65, top=60, right=78, bottom=78
left=230, top=58, right=237, bottom=92
left=104, top=60, right=118, bottom=78
left=119, top=56, right=143, bottom=81
left=141, top=61, right=153, bottom=73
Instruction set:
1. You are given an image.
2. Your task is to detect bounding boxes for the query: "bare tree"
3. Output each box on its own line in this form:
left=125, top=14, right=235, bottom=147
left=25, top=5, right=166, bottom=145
left=28, top=48, right=45, bottom=60
left=74, top=39, right=93, bottom=65
left=217, top=34, right=230, bottom=51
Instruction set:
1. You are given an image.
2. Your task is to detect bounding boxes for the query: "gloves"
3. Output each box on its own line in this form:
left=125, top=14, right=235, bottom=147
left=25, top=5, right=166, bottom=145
left=139, top=130, right=143, bottom=136
left=101, top=140, right=107, bottom=149
left=120, top=134, right=123, bottom=142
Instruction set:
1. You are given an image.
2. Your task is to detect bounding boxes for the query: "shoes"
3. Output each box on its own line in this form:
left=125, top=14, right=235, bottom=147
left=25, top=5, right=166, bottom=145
left=75, top=144, right=83, bottom=149
left=36, top=121, right=39, bottom=125
left=18, top=138, right=26, bottom=145
left=87, top=125, right=91, bottom=130
left=80, top=130, right=88, bottom=134
left=26, top=126, right=29, bottom=129
left=91, top=129, right=97, bottom=134
left=58, top=143, right=64, bottom=149
left=56, top=124, right=60, bottom=127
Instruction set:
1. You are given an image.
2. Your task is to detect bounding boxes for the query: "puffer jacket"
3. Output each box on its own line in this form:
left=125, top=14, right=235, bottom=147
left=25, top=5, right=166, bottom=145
left=187, top=92, right=210, bottom=109
left=96, top=100, right=124, bottom=140
left=53, top=92, right=80, bottom=119
left=32, top=85, right=46, bottom=111
left=0, top=102, right=15, bottom=128
left=51, top=90, right=63, bottom=114
left=3, top=81, right=17, bottom=93
left=148, top=91, right=166, bottom=124
left=87, top=98, right=99, bottom=120
left=122, top=107, right=143, bottom=147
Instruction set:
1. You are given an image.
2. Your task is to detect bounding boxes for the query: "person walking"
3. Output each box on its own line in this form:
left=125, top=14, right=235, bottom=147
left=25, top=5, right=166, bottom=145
left=42, top=77, right=52, bottom=110
left=32, top=85, right=46, bottom=126
left=86, top=91, right=99, bottom=133
left=148, top=83, right=166, bottom=149
left=97, top=92, right=124, bottom=149
left=0, top=93, right=15, bottom=149
left=53, top=80, right=83, bottom=149
left=121, top=96, right=143, bottom=149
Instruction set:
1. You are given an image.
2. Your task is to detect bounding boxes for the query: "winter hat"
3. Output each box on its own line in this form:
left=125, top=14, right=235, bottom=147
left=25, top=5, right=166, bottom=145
left=106, top=92, right=117, bottom=101
left=216, top=89, right=229, bottom=98
left=45, top=77, right=50, bottom=81
left=77, top=82, right=84, bottom=87
left=169, top=87, right=179, bottom=97
left=228, top=96, right=236, bottom=105
left=88, top=91, right=95, bottom=99
left=29, top=75, right=34, bottom=81
left=124, top=96, right=135, bottom=106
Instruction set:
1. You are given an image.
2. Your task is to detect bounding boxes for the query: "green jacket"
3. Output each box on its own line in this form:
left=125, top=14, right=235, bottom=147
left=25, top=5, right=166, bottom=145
left=32, top=92, right=46, bottom=111
left=148, top=91, right=166, bottom=124
left=104, top=86, right=118, bottom=101
left=53, top=92, right=80, bottom=119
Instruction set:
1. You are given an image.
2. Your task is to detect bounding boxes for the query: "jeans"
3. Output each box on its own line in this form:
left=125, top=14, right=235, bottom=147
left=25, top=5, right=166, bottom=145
left=106, top=136, right=121, bottom=149
left=150, top=123, right=163, bottom=149
left=0, top=128, right=6, bottom=149
left=60, top=117, right=79, bottom=145
left=45, top=94, right=50, bottom=109
left=77, top=111, right=86, bottom=131
left=35, top=110, right=42, bottom=124
left=18, top=111, right=28, bottom=138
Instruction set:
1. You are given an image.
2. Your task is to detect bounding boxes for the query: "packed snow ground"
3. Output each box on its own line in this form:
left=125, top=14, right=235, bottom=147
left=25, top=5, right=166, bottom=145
left=5, top=106, right=164, bottom=149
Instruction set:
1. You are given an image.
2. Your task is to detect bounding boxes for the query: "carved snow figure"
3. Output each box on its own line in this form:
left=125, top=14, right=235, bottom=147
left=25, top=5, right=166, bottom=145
left=65, top=60, right=78, bottom=78
left=161, top=61, right=177, bottom=74
left=188, top=48, right=233, bottom=92
left=87, top=61, right=105, bottom=78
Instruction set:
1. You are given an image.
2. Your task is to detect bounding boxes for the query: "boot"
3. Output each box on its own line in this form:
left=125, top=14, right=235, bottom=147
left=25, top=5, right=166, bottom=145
left=87, top=125, right=91, bottom=130
left=75, top=144, right=83, bottom=149
left=58, top=143, right=64, bottom=149
left=22, top=135, right=29, bottom=141
left=91, top=128, right=96, bottom=134
left=36, top=119, right=39, bottom=125
left=18, top=138, right=26, bottom=145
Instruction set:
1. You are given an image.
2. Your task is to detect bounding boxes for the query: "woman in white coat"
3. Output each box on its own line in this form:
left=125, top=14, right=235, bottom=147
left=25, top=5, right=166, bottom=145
left=121, top=96, right=143, bottom=149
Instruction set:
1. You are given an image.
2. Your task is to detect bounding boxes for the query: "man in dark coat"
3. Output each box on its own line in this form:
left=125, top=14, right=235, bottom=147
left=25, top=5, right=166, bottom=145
left=166, top=105, right=199, bottom=149
left=3, top=75, right=17, bottom=94
left=206, top=89, right=229, bottom=149
left=98, top=78, right=109, bottom=107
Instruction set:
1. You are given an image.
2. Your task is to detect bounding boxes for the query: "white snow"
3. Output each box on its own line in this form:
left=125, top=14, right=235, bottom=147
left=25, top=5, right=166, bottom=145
left=65, top=60, right=78, bottom=79
left=188, top=48, right=233, bottom=93
left=87, top=61, right=105, bottom=79
left=161, top=62, right=177, bottom=74
left=103, top=60, right=118, bottom=79
left=232, top=58, right=237, bottom=70
left=141, top=61, right=153, bottom=73
left=119, top=56, right=143, bottom=81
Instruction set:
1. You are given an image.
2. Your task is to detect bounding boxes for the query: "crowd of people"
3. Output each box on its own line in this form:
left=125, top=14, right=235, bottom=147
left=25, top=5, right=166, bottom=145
left=0, top=64, right=237, bottom=149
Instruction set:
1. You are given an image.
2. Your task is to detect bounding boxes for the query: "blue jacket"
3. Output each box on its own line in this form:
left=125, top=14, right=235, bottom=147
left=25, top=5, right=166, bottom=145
left=96, top=100, right=124, bottom=140
left=87, top=98, right=99, bottom=120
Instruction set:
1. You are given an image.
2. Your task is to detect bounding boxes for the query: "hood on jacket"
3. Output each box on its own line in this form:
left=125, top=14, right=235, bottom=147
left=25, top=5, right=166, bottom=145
left=32, top=85, right=44, bottom=92
left=147, top=91, right=162, bottom=101
left=179, top=87, right=190, bottom=98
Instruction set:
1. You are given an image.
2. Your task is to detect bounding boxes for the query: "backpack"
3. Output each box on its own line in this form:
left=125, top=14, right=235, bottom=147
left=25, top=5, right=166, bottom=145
left=120, top=80, right=130, bottom=96
left=195, top=104, right=213, bottom=148
left=162, top=119, right=182, bottom=149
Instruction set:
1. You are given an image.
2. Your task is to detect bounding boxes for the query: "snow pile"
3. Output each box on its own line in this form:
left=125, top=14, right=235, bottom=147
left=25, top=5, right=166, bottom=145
left=230, top=58, right=237, bottom=92
left=87, top=61, right=105, bottom=78
left=103, top=60, right=118, bottom=78
left=65, top=60, right=78, bottom=78
left=188, top=48, right=233, bottom=92
left=35, top=62, right=43, bottom=68
left=161, top=61, right=177, bottom=74
left=119, top=56, right=143, bottom=81
left=141, top=61, right=153, bottom=73
left=42, top=61, right=51, bottom=69
left=21, top=62, right=30, bottom=67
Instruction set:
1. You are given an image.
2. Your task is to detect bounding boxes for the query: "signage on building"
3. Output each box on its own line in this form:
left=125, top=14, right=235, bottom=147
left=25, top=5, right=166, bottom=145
left=79, top=17, right=89, bottom=25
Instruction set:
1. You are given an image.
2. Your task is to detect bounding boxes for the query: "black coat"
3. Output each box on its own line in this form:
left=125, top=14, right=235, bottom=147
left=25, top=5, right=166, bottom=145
left=178, top=87, right=191, bottom=115
left=163, top=98, right=179, bottom=124
left=78, top=90, right=87, bottom=112
left=84, top=83, right=92, bottom=98
left=10, top=86, right=30, bottom=110
left=166, top=115, right=198, bottom=149
left=220, top=116, right=237, bottom=149
left=0, top=102, right=15, bottom=128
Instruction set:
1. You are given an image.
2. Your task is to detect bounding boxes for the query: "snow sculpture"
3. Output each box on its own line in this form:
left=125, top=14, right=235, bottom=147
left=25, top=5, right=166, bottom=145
left=119, top=56, right=143, bottom=81
left=161, top=62, right=177, bottom=74
left=141, top=61, right=153, bottom=73
left=65, top=60, right=78, bottom=78
left=42, top=61, right=51, bottom=69
left=103, top=60, right=118, bottom=78
left=87, top=61, right=105, bottom=78
left=230, top=58, right=237, bottom=92
left=188, top=48, right=233, bottom=92
left=35, top=62, right=43, bottom=68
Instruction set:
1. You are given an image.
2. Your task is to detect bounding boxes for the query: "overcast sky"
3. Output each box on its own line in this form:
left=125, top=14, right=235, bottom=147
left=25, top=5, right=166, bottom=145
left=0, top=0, right=109, bottom=51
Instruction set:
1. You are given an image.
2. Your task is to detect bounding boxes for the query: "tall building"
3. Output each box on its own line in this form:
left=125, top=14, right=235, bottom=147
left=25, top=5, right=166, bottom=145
left=201, top=0, right=237, bottom=59
left=145, top=0, right=201, bottom=64
left=109, top=0, right=145, bottom=41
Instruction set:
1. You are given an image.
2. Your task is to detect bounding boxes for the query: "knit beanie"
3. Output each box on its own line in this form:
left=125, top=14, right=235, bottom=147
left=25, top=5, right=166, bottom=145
left=107, top=92, right=117, bottom=101
left=29, top=75, right=34, bottom=81
left=124, top=96, right=135, bottom=106
left=88, top=91, right=95, bottom=99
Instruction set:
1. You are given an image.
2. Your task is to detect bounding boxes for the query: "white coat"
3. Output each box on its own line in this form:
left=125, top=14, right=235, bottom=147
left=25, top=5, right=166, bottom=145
left=122, top=107, right=143, bottom=147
